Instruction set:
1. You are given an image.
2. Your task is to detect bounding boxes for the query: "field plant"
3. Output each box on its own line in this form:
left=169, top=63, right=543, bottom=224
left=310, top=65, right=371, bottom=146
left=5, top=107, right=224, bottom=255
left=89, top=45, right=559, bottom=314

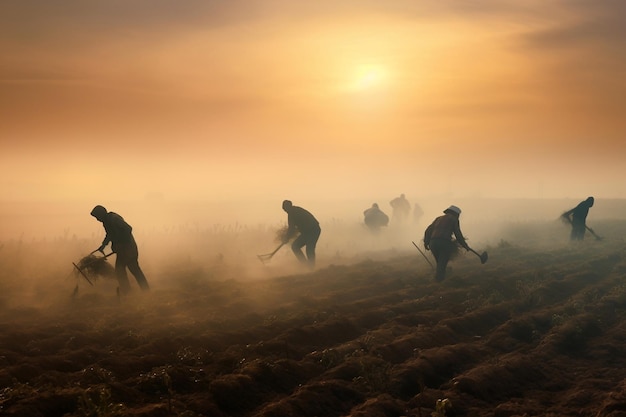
left=463, top=289, right=504, bottom=312
left=606, top=283, right=626, bottom=301
left=431, top=398, right=452, bottom=417
left=352, top=358, right=391, bottom=393
left=515, top=278, right=542, bottom=299
left=0, top=382, right=38, bottom=408
left=80, top=365, right=115, bottom=385
left=551, top=313, right=569, bottom=327
left=176, top=346, right=213, bottom=366
left=77, top=386, right=125, bottom=417
left=497, top=239, right=512, bottom=248
left=137, top=365, right=176, bottom=395
left=315, top=348, right=343, bottom=369
left=357, top=333, right=377, bottom=352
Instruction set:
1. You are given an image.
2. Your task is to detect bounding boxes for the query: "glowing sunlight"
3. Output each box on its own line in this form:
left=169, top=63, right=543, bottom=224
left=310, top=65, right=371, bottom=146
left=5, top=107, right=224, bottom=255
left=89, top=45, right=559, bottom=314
left=349, top=65, right=388, bottom=92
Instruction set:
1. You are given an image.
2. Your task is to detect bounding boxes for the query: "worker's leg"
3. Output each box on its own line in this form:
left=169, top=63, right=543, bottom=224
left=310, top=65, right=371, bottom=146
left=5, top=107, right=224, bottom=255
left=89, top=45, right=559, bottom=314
left=291, top=235, right=308, bottom=264
left=114, top=255, right=131, bottom=294
left=128, top=258, right=150, bottom=291
left=430, top=239, right=450, bottom=282
left=571, top=224, right=583, bottom=240
left=305, top=227, right=321, bottom=269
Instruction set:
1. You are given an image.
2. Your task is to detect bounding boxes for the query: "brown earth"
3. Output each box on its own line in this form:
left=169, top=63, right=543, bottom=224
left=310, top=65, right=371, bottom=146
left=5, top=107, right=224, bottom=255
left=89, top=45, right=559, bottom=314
left=1, top=221, right=626, bottom=416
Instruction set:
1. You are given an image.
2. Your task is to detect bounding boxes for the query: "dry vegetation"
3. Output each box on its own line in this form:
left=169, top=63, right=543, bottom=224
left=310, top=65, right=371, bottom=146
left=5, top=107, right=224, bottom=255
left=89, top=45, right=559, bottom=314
left=1, top=216, right=626, bottom=416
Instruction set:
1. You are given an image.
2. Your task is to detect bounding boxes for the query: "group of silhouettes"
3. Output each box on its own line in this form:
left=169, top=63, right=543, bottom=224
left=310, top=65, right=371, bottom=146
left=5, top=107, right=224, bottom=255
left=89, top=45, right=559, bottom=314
left=88, top=200, right=322, bottom=294
left=362, top=197, right=478, bottom=282
left=88, top=196, right=595, bottom=292
left=363, top=194, right=423, bottom=233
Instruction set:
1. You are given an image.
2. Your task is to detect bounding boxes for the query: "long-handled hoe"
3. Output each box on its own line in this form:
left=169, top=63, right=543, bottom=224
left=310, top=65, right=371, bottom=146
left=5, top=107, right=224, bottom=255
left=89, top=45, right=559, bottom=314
left=585, top=226, right=603, bottom=241
left=468, top=247, right=488, bottom=264
left=560, top=214, right=603, bottom=241
left=257, top=243, right=285, bottom=264
left=412, top=241, right=434, bottom=270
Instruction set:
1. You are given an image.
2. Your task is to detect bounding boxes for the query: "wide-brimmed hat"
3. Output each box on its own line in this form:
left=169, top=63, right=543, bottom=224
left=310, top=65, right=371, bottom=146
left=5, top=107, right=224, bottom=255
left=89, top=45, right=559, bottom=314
left=443, top=205, right=461, bottom=215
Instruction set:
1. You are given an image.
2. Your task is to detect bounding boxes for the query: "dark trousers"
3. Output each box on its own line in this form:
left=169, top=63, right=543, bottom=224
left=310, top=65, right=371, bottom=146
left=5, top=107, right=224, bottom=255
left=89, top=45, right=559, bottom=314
left=570, top=221, right=586, bottom=241
left=114, top=242, right=150, bottom=293
left=430, top=238, right=455, bottom=281
left=291, top=226, right=321, bottom=268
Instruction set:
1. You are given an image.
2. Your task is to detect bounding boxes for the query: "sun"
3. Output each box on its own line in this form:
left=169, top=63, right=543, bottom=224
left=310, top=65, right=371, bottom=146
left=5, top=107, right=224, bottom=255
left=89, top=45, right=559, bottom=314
left=350, top=65, right=387, bottom=92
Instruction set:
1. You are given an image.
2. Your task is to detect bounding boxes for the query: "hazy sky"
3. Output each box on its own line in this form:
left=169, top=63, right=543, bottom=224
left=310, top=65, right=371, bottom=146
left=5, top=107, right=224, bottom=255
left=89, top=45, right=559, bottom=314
left=2, top=0, right=626, bottom=206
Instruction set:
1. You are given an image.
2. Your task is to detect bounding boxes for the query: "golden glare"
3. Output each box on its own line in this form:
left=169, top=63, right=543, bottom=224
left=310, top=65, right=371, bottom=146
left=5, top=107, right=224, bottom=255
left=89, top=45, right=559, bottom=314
left=349, top=65, right=387, bottom=92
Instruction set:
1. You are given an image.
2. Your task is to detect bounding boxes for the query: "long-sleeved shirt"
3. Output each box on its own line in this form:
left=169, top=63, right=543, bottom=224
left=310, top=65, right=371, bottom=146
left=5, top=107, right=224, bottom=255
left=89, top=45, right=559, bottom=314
left=286, top=206, right=320, bottom=238
left=424, top=213, right=469, bottom=249
left=101, top=212, right=134, bottom=250
left=563, top=201, right=592, bottom=225
left=364, top=207, right=389, bottom=227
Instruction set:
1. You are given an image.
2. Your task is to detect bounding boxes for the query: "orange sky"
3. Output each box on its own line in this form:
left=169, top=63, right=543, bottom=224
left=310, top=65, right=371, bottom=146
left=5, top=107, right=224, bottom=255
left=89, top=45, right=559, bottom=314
left=2, top=0, right=625, bottom=209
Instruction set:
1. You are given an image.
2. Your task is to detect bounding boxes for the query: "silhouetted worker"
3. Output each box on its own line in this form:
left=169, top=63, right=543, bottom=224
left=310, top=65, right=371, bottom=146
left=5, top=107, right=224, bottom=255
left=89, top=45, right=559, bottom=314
left=91, top=205, right=150, bottom=294
left=413, top=203, right=424, bottom=225
left=561, top=196, right=595, bottom=241
left=281, top=200, right=321, bottom=269
left=423, top=205, right=470, bottom=282
left=363, top=203, right=389, bottom=233
left=389, top=193, right=411, bottom=224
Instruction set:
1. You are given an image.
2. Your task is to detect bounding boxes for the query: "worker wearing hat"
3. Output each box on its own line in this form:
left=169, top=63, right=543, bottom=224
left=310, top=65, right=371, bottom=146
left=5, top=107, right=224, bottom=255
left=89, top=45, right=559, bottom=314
left=423, top=205, right=470, bottom=281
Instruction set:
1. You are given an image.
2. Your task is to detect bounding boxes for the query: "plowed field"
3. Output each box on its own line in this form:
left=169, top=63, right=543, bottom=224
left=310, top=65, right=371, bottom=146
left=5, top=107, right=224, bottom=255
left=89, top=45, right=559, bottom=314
left=1, top=221, right=626, bottom=416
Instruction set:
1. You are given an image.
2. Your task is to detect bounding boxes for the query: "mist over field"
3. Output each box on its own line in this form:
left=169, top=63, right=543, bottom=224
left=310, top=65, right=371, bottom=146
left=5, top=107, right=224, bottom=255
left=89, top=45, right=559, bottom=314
left=2, top=195, right=626, bottom=416
left=3, top=1, right=626, bottom=414
left=1, top=196, right=624, bottom=311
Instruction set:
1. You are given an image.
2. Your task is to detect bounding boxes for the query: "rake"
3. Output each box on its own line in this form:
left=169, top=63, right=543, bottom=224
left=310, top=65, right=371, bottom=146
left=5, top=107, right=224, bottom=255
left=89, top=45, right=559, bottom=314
left=72, top=252, right=115, bottom=286
left=257, top=243, right=285, bottom=264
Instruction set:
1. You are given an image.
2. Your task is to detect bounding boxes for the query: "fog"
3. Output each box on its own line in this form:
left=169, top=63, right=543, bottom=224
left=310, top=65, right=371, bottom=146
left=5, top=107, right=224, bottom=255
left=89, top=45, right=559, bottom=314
left=2, top=195, right=625, bottom=313
left=3, top=1, right=626, bottom=311
left=3, top=195, right=625, bottom=241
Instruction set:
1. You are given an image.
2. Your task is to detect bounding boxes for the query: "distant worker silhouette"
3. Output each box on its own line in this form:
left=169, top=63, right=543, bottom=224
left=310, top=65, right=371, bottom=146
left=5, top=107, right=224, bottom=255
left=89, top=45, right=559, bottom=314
left=281, top=200, right=321, bottom=269
left=423, top=205, right=470, bottom=282
left=363, top=203, right=389, bottom=233
left=91, top=205, right=150, bottom=294
left=561, top=196, right=595, bottom=241
left=389, top=193, right=411, bottom=224
left=413, top=202, right=424, bottom=225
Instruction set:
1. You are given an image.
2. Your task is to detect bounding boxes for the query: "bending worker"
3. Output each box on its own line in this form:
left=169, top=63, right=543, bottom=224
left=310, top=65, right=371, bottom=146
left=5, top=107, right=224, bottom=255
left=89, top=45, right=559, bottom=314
left=561, top=196, right=595, bottom=241
left=281, top=200, right=321, bottom=269
left=363, top=203, right=389, bottom=233
left=91, top=205, right=150, bottom=294
left=423, top=205, right=470, bottom=282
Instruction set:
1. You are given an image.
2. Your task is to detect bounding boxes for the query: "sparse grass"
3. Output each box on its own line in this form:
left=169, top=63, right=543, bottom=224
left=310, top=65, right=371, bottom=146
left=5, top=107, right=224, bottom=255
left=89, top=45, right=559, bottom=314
left=3, top=218, right=626, bottom=416
left=551, top=313, right=568, bottom=327
left=497, top=239, right=512, bottom=248
left=176, top=346, right=213, bottom=366
left=137, top=365, right=176, bottom=395
left=314, top=348, right=343, bottom=369
left=432, top=398, right=452, bottom=417
left=0, top=382, right=38, bottom=407
left=77, top=386, right=125, bottom=417
left=352, top=358, right=392, bottom=393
